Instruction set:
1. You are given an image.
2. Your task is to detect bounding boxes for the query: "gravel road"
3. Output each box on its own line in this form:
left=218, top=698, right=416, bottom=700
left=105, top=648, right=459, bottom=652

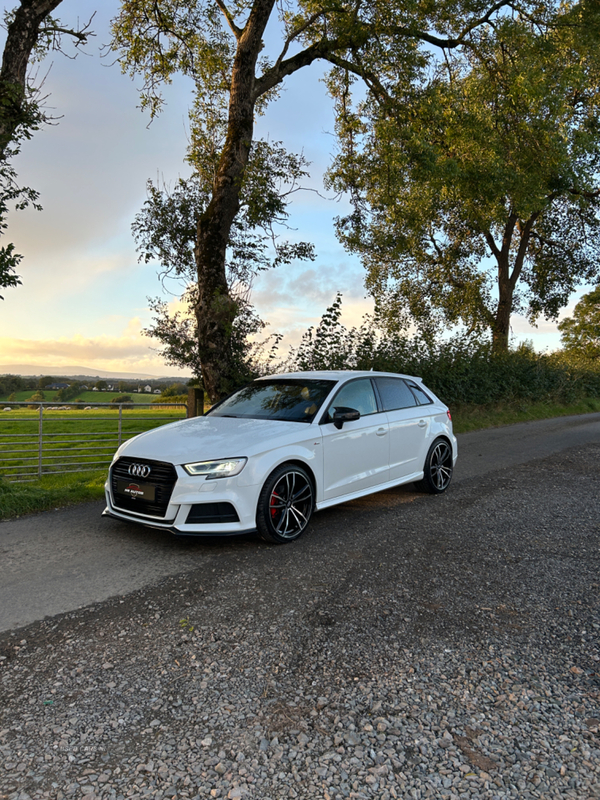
left=1, top=425, right=599, bottom=800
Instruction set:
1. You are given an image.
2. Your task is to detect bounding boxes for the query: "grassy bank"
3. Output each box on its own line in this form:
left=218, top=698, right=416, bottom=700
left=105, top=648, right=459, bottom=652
left=1, top=397, right=599, bottom=522
left=451, top=395, right=600, bottom=433
left=0, top=470, right=107, bottom=520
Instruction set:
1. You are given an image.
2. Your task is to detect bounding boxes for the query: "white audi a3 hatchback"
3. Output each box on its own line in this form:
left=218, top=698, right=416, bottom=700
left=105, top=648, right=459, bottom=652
left=103, top=371, right=457, bottom=543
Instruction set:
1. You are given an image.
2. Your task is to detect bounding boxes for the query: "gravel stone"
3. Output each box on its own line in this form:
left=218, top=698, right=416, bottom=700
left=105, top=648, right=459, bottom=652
left=1, top=443, right=600, bottom=799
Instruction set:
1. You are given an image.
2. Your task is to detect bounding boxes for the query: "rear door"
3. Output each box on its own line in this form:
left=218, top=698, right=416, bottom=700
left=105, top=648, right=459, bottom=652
left=374, top=377, right=432, bottom=481
left=321, top=378, right=389, bottom=500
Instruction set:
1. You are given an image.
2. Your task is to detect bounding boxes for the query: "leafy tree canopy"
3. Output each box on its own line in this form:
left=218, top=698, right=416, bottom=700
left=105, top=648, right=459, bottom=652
left=112, top=0, right=524, bottom=399
left=558, top=285, right=600, bottom=358
left=328, top=0, right=600, bottom=352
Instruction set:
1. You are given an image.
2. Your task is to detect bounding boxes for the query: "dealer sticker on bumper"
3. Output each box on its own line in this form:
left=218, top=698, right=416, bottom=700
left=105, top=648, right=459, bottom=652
left=116, top=480, right=156, bottom=502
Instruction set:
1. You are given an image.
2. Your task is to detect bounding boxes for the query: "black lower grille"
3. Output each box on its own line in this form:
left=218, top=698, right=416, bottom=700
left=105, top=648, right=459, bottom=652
left=111, top=457, right=178, bottom=519
left=186, top=502, right=240, bottom=524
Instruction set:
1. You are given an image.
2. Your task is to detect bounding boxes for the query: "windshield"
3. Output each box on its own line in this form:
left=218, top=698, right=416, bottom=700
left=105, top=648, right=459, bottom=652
left=206, top=379, right=336, bottom=423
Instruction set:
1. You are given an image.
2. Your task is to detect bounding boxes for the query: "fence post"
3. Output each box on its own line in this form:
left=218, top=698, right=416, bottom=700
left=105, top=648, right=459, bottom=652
left=38, top=404, right=43, bottom=478
left=118, top=404, right=123, bottom=447
left=187, top=388, right=204, bottom=418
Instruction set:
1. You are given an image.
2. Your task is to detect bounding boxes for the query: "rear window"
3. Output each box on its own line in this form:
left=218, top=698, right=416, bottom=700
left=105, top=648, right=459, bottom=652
left=375, top=378, right=418, bottom=411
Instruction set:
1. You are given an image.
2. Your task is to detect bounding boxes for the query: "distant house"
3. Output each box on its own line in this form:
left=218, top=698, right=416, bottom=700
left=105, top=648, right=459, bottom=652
left=144, top=385, right=152, bottom=392
left=153, top=389, right=161, bottom=394
left=80, top=385, right=88, bottom=390
left=92, top=387, right=99, bottom=391
left=48, top=382, right=70, bottom=390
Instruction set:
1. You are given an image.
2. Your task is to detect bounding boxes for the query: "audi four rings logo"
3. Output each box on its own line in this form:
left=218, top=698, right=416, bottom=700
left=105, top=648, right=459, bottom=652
left=128, top=463, right=151, bottom=478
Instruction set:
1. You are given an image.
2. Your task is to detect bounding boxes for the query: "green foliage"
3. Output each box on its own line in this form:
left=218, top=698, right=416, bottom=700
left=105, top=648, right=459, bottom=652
left=558, top=285, right=600, bottom=359
left=151, top=393, right=188, bottom=404
left=0, top=373, right=27, bottom=396
left=110, top=394, right=133, bottom=404
left=146, top=293, right=282, bottom=386
left=26, top=389, right=45, bottom=402
left=161, top=382, right=187, bottom=397
left=54, top=382, right=81, bottom=402
left=113, top=0, right=534, bottom=397
left=133, top=142, right=315, bottom=289
left=135, top=142, right=307, bottom=381
left=285, top=294, right=600, bottom=406
left=150, top=383, right=188, bottom=403
left=37, top=375, right=56, bottom=389
left=328, top=2, right=600, bottom=349
left=0, top=161, right=41, bottom=298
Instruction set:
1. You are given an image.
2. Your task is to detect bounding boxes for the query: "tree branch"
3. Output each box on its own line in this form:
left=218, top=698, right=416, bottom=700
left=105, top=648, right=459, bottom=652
left=215, top=0, right=243, bottom=41
left=483, top=229, right=500, bottom=259
left=42, top=24, right=91, bottom=44
left=511, top=212, right=540, bottom=289
left=384, top=0, right=519, bottom=50
left=254, top=0, right=517, bottom=102
left=273, top=10, right=330, bottom=74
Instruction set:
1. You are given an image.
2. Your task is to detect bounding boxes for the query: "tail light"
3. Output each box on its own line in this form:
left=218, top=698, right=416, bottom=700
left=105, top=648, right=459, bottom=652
left=447, top=409, right=452, bottom=422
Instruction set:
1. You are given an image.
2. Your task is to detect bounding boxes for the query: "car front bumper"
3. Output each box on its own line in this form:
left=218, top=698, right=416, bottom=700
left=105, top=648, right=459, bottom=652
left=103, top=465, right=260, bottom=536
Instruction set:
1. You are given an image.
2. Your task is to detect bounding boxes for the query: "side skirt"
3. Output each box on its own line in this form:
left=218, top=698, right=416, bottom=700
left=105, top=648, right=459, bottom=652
left=315, top=471, right=424, bottom=512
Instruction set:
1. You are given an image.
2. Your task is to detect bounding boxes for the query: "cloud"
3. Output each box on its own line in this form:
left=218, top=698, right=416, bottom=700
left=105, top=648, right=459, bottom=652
left=0, top=318, right=190, bottom=376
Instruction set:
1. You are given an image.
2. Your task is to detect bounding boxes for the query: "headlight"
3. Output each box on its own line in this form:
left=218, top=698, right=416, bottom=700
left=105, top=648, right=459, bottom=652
left=183, top=458, right=247, bottom=479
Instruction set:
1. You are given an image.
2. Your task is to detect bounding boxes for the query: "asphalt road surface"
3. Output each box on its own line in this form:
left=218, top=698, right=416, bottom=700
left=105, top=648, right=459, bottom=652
left=1, top=411, right=599, bottom=633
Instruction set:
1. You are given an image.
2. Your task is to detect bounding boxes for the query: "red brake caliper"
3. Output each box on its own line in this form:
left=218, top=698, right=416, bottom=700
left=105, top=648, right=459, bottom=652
left=270, top=493, right=277, bottom=519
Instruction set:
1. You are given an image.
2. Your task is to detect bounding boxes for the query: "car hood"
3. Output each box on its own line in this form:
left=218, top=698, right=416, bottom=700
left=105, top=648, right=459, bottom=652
left=116, top=415, right=315, bottom=464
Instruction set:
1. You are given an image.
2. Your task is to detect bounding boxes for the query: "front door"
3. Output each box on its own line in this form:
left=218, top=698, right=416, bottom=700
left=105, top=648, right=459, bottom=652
left=321, top=378, right=389, bottom=500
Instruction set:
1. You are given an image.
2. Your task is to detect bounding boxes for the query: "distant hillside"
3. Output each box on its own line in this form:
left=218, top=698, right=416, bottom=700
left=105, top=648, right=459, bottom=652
left=0, top=364, right=191, bottom=380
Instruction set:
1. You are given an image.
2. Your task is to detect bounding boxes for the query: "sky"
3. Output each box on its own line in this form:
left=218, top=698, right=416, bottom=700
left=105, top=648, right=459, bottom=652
left=0, top=0, right=582, bottom=378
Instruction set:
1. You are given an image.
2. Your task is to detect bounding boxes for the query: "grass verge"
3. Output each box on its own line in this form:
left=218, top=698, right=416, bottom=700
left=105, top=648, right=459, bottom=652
left=1, top=396, right=599, bottom=521
left=451, top=395, right=600, bottom=433
left=0, top=470, right=106, bottom=521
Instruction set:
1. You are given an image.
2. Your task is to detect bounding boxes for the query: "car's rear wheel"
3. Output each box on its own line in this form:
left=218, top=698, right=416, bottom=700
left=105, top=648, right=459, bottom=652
left=415, top=438, right=453, bottom=494
left=256, top=464, right=314, bottom=544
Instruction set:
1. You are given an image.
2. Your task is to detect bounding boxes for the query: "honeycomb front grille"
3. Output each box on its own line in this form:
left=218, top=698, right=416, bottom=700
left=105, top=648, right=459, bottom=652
left=111, top=457, right=178, bottom=519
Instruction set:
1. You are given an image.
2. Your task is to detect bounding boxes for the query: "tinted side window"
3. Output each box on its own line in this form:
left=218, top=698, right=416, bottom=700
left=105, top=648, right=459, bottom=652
left=406, top=381, right=433, bottom=405
left=375, top=377, right=418, bottom=411
left=326, top=379, right=378, bottom=420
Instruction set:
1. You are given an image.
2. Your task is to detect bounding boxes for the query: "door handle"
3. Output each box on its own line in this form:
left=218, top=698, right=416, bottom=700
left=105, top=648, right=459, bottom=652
left=376, top=428, right=388, bottom=436
left=418, top=420, right=427, bottom=428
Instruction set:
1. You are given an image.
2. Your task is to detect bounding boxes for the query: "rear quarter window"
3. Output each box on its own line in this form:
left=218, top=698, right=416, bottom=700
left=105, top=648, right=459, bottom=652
left=406, top=381, right=433, bottom=405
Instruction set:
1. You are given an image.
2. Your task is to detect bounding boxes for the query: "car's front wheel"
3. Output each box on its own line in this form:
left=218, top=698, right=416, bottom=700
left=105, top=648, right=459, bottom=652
left=256, top=464, right=314, bottom=544
left=415, top=438, right=453, bottom=494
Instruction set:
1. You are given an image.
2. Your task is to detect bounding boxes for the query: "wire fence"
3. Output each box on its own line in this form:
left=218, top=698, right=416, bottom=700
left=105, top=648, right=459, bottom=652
left=0, top=402, right=187, bottom=482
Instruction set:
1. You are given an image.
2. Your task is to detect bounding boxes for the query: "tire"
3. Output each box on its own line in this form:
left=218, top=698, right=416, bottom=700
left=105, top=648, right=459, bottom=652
left=256, top=464, right=314, bottom=544
left=415, top=438, right=453, bottom=494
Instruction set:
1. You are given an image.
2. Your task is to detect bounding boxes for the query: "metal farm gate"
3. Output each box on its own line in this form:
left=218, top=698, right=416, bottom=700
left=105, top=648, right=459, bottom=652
left=0, top=402, right=186, bottom=482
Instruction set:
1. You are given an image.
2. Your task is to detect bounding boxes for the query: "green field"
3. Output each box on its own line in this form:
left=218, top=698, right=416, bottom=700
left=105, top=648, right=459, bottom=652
left=0, top=406, right=186, bottom=481
left=0, top=389, right=164, bottom=404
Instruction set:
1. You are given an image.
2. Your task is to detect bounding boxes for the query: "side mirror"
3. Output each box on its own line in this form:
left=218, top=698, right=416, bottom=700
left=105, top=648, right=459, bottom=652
left=332, top=406, right=361, bottom=430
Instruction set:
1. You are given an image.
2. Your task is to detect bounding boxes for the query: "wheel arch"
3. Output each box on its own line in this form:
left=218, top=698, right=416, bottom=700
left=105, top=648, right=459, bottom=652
left=427, top=431, right=455, bottom=460
left=265, top=458, right=317, bottom=504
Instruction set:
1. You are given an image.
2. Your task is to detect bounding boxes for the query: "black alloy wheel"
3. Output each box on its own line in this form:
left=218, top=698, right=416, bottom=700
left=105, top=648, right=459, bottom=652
left=415, top=438, right=453, bottom=494
left=256, top=464, right=314, bottom=544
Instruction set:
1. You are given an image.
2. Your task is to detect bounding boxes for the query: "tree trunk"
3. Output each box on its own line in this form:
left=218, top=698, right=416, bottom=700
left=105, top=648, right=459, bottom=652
left=0, top=0, right=63, bottom=161
left=489, top=212, right=538, bottom=355
left=194, top=0, right=276, bottom=403
left=491, top=289, right=512, bottom=354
